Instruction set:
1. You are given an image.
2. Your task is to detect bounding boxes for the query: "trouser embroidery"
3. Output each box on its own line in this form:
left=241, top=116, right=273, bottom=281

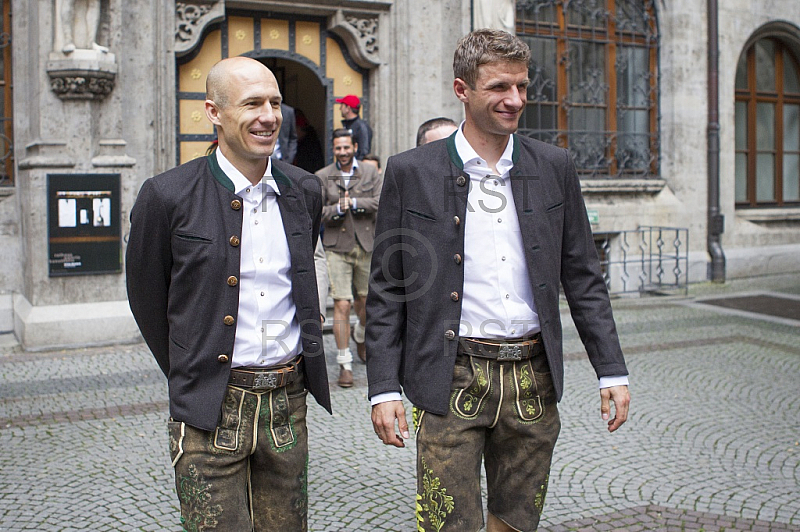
left=416, top=455, right=455, bottom=532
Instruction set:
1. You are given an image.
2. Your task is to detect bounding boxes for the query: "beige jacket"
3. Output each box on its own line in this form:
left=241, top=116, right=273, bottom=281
left=316, top=161, right=383, bottom=253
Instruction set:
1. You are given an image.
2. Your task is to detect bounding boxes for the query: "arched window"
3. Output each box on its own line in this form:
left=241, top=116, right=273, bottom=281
left=516, top=0, right=659, bottom=179
left=735, top=38, right=800, bottom=207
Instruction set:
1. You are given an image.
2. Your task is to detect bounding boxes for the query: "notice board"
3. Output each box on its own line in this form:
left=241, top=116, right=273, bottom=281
left=47, top=173, right=121, bottom=276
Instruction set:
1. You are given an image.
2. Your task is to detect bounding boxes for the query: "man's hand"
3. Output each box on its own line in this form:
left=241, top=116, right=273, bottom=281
left=371, top=400, right=410, bottom=448
left=600, top=385, right=630, bottom=432
left=339, top=191, right=352, bottom=211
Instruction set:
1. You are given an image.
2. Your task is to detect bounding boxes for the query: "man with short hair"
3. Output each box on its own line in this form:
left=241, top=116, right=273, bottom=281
left=316, top=128, right=382, bottom=387
left=336, top=94, right=373, bottom=160
left=367, top=29, right=630, bottom=532
left=127, top=56, right=330, bottom=531
left=416, top=116, right=459, bottom=146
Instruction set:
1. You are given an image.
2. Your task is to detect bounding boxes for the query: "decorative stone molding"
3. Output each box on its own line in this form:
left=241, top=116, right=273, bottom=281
left=46, top=50, right=117, bottom=100
left=175, top=0, right=226, bottom=56
left=328, top=10, right=380, bottom=69
left=92, top=139, right=137, bottom=168
left=580, top=178, right=667, bottom=195
left=19, top=140, right=75, bottom=170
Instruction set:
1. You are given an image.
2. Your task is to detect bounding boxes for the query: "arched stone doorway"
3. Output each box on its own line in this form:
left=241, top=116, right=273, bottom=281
left=175, top=12, right=370, bottom=167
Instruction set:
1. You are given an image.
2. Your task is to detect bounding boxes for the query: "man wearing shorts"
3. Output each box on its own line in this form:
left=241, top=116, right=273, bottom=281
left=367, top=29, right=630, bottom=531
left=317, top=128, right=383, bottom=387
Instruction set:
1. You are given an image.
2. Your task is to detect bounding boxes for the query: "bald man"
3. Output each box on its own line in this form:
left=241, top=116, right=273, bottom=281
left=127, top=57, right=330, bottom=530
left=416, top=116, right=459, bottom=146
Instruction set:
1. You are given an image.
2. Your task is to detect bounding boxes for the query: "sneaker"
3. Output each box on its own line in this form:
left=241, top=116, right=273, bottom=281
left=338, top=366, right=353, bottom=388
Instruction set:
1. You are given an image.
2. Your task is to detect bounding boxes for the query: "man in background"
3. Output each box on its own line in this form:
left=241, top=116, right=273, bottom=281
left=336, top=94, right=373, bottom=160
left=316, top=128, right=383, bottom=387
left=416, top=116, right=458, bottom=146
left=276, top=102, right=298, bottom=164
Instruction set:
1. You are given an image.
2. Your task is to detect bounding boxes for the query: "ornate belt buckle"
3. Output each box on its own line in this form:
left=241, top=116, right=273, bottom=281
left=253, top=372, right=279, bottom=390
left=497, top=344, right=522, bottom=361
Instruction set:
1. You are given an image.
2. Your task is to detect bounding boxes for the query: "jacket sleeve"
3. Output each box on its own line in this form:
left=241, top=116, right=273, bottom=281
left=558, top=149, right=628, bottom=379
left=316, top=170, right=343, bottom=223
left=352, top=166, right=383, bottom=214
left=125, top=179, right=172, bottom=377
left=365, top=157, right=406, bottom=398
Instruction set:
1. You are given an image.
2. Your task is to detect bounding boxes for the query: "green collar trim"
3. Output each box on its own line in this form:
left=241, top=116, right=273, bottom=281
left=445, top=132, right=463, bottom=170
left=207, top=152, right=234, bottom=192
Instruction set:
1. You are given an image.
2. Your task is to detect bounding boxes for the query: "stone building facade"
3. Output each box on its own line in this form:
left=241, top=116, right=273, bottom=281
left=3, top=0, right=799, bottom=349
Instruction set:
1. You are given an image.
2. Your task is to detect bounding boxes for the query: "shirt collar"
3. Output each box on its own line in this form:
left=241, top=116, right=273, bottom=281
left=454, top=122, right=515, bottom=177
left=214, top=149, right=281, bottom=196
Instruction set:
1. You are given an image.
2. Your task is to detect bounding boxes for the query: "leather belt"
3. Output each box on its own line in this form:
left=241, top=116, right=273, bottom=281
left=228, top=357, right=302, bottom=391
left=458, top=334, right=543, bottom=361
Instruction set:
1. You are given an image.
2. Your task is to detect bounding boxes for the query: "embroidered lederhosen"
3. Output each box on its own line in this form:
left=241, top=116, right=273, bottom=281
left=168, top=369, right=309, bottom=531
left=414, top=348, right=561, bottom=532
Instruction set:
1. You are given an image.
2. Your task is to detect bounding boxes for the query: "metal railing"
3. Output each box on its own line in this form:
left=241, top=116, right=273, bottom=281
left=596, top=226, right=689, bottom=296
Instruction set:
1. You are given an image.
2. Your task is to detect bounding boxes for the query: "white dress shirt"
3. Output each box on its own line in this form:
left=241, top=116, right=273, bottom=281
left=456, top=126, right=540, bottom=339
left=216, top=150, right=301, bottom=368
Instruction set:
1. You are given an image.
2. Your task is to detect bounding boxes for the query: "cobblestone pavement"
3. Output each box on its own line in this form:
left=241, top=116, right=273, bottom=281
left=1, top=274, right=799, bottom=531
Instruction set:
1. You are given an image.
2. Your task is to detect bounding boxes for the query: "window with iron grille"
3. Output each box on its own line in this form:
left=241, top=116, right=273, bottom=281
left=515, top=0, right=659, bottom=179
left=0, top=0, right=11, bottom=185
left=735, top=38, right=800, bottom=207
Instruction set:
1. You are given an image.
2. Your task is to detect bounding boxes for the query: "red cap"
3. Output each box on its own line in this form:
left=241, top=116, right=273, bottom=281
left=335, top=95, right=361, bottom=108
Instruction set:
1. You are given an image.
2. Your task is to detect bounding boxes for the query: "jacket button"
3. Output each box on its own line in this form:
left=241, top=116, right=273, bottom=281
left=229, top=236, right=240, bottom=246
left=341, top=227, right=346, bottom=232
left=454, top=216, right=461, bottom=225
left=444, top=329, right=455, bottom=340
left=231, top=199, right=242, bottom=210
left=454, top=254, right=462, bottom=264
left=450, top=291, right=459, bottom=302
left=218, top=354, right=229, bottom=363
left=227, top=276, right=238, bottom=286
left=456, top=175, right=467, bottom=186
left=223, top=315, right=235, bottom=326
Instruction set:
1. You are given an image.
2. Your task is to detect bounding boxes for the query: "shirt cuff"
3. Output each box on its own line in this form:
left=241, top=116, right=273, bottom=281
left=599, top=375, right=629, bottom=389
left=336, top=204, right=343, bottom=215
left=352, top=198, right=357, bottom=209
left=370, top=391, right=402, bottom=406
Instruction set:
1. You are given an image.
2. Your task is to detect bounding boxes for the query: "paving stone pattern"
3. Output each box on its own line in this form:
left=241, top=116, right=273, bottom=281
left=1, top=278, right=799, bottom=531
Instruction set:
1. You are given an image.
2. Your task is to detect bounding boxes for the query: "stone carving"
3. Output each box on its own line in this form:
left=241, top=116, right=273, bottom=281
left=50, top=74, right=115, bottom=100
left=328, top=10, right=381, bottom=69
left=56, top=0, right=108, bottom=54
left=344, top=16, right=378, bottom=56
left=175, top=1, right=226, bottom=56
left=176, top=3, right=212, bottom=43
left=47, top=46, right=118, bottom=100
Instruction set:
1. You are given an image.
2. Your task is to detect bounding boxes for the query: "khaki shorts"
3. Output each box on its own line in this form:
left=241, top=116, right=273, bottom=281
left=326, top=245, right=371, bottom=301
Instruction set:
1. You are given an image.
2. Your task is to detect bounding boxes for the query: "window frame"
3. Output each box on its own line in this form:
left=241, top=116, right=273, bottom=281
left=735, top=37, right=800, bottom=208
left=515, top=0, right=660, bottom=179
